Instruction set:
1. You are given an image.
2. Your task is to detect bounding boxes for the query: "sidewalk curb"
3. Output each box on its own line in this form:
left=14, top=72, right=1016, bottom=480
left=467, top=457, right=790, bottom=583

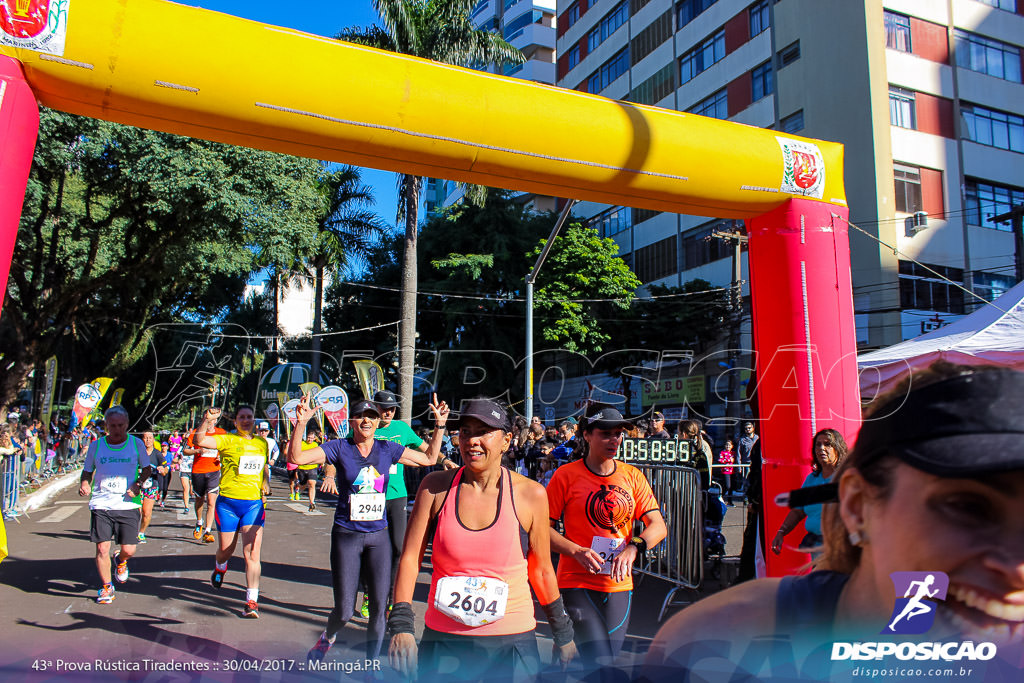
left=18, top=468, right=82, bottom=512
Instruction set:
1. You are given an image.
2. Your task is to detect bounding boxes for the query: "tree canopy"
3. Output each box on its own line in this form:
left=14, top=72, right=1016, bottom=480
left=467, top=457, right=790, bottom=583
left=0, top=108, right=327, bottom=414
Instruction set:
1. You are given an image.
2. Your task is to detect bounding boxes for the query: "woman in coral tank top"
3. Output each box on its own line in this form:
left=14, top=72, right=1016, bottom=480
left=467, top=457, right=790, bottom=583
left=387, top=398, right=577, bottom=681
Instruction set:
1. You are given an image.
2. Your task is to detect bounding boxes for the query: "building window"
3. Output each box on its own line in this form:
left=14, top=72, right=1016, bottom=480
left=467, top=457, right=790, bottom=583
left=682, top=221, right=731, bottom=270
left=567, top=44, right=581, bottom=71
left=749, top=0, right=770, bottom=36
left=587, top=48, right=630, bottom=93
left=504, top=10, right=543, bottom=41
left=688, top=88, right=728, bottom=119
left=631, top=64, right=676, bottom=105
left=954, top=29, right=1022, bottom=83
left=633, top=207, right=662, bottom=225
left=680, top=29, right=726, bottom=84
left=587, top=1, right=628, bottom=52
left=472, top=1, right=490, bottom=19
left=633, top=236, right=678, bottom=283
left=751, top=61, right=773, bottom=101
left=961, top=103, right=1024, bottom=153
left=889, top=86, right=917, bottom=129
left=777, top=40, right=800, bottom=68
left=894, top=164, right=923, bottom=213
left=631, top=10, right=673, bottom=65
left=965, top=179, right=1024, bottom=231
left=973, top=0, right=1016, bottom=11
left=586, top=206, right=632, bottom=238
left=884, top=11, right=912, bottom=52
left=973, top=271, right=1015, bottom=302
left=898, top=260, right=965, bottom=314
left=780, top=110, right=804, bottom=133
left=565, top=2, right=581, bottom=30
left=677, top=0, right=718, bottom=29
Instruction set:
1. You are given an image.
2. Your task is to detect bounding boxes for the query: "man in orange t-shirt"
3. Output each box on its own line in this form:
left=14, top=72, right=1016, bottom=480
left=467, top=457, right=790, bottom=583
left=187, top=426, right=225, bottom=543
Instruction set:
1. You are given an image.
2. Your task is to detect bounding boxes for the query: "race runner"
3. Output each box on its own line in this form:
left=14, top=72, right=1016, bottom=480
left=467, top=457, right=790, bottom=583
left=547, top=406, right=667, bottom=674
left=296, top=425, right=322, bottom=512
left=173, top=434, right=195, bottom=513
left=137, top=430, right=163, bottom=543
left=387, top=398, right=577, bottom=681
left=188, top=423, right=225, bottom=543
left=291, top=394, right=450, bottom=662
left=78, top=406, right=151, bottom=604
left=192, top=405, right=271, bottom=619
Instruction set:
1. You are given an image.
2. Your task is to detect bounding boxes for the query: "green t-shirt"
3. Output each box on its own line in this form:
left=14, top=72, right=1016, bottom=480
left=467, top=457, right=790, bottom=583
left=374, top=420, right=424, bottom=500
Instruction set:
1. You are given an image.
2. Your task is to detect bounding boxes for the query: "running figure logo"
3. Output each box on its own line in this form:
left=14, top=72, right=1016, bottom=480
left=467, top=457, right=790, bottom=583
left=883, top=571, right=949, bottom=635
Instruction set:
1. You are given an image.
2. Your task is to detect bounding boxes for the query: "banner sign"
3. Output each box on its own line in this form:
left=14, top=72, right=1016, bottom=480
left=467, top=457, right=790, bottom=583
left=352, top=360, right=384, bottom=400
left=315, top=385, right=349, bottom=438
left=109, top=388, right=124, bottom=407
left=0, top=0, right=70, bottom=57
left=70, top=383, right=101, bottom=429
left=80, top=376, right=113, bottom=428
left=39, top=355, right=57, bottom=430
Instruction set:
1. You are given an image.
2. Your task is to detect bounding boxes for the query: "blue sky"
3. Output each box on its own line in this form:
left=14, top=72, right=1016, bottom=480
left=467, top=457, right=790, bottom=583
left=187, top=1, right=402, bottom=276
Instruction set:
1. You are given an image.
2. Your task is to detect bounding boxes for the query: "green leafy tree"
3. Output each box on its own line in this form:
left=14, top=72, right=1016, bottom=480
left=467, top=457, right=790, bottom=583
left=337, top=0, right=525, bottom=419
left=530, top=225, right=642, bottom=354
left=0, top=108, right=325, bottom=414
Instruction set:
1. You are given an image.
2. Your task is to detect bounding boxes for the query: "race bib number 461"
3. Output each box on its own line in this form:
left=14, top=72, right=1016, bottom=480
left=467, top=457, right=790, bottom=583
left=435, top=576, right=508, bottom=627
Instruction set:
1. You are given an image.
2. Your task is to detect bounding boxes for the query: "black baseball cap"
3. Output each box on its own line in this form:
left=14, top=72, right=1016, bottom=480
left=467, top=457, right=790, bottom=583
left=585, top=407, right=634, bottom=430
left=350, top=399, right=381, bottom=417
left=373, top=390, right=400, bottom=408
left=451, top=398, right=512, bottom=432
left=856, top=366, right=1024, bottom=477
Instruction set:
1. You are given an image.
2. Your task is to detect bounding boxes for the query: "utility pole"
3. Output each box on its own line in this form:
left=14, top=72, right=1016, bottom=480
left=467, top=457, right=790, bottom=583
left=990, top=205, right=1024, bottom=283
left=713, top=223, right=748, bottom=425
left=525, top=199, right=576, bottom=424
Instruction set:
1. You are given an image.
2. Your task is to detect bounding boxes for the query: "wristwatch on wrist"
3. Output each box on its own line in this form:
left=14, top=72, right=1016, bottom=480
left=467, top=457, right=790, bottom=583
left=629, top=536, right=647, bottom=556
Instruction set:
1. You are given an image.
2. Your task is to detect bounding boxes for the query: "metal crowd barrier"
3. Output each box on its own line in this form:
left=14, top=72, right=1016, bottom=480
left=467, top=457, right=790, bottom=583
left=1, top=452, right=21, bottom=518
left=617, top=438, right=704, bottom=621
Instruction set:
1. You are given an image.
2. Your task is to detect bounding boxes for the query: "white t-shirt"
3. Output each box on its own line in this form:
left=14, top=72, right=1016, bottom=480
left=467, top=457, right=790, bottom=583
left=178, top=452, right=194, bottom=474
left=83, top=436, right=147, bottom=511
left=265, top=437, right=280, bottom=465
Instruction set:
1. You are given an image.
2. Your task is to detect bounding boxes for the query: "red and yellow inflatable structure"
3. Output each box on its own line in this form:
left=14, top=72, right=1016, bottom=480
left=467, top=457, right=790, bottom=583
left=0, top=0, right=860, bottom=575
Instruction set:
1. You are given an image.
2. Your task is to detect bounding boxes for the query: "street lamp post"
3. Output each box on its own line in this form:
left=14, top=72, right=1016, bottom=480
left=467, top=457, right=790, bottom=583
left=524, top=199, right=576, bottom=424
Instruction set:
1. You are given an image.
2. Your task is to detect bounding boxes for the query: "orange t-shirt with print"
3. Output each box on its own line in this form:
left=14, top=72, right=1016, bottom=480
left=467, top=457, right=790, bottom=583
left=188, top=427, right=226, bottom=474
left=546, top=458, right=659, bottom=592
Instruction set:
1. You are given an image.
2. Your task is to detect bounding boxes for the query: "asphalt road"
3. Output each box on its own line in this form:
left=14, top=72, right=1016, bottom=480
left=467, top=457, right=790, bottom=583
left=0, top=469, right=749, bottom=682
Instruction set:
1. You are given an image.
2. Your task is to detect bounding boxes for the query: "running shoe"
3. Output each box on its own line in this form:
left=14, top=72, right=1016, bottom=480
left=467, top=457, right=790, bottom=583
left=211, top=566, right=226, bottom=589
left=242, top=600, right=259, bottom=619
left=308, top=503, right=316, bottom=512
left=360, top=595, right=370, bottom=619
left=307, top=631, right=334, bottom=662
left=137, top=532, right=147, bottom=544
left=193, top=523, right=202, bottom=540
left=202, top=531, right=215, bottom=544
left=96, top=584, right=115, bottom=604
left=113, top=551, right=129, bottom=583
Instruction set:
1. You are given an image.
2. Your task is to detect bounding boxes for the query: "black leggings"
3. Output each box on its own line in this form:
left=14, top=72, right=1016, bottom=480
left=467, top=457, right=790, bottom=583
left=563, top=588, right=632, bottom=668
left=326, top=527, right=392, bottom=658
left=157, top=472, right=171, bottom=500
left=418, top=627, right=540, bottom=683
left=386, top=496, right=407, bottom=596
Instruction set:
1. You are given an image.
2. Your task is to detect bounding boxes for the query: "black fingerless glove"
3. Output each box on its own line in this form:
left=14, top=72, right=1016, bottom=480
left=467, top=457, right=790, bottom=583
left=541, top=596, right=575, bottom=648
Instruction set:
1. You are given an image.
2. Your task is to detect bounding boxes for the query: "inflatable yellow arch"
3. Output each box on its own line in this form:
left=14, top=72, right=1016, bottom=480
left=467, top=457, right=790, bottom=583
left=0, top=0, right=860, bottom=575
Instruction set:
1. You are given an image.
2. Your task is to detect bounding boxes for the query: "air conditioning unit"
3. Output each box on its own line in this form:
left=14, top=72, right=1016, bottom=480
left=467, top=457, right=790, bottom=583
left=907, top=211, right=929, bottom=236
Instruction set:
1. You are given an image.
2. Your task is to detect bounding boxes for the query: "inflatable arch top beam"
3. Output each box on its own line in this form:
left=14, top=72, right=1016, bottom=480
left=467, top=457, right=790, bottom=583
left=0, top=0, right=845, bottom=219
left=0, top=0, right=861, bottom=576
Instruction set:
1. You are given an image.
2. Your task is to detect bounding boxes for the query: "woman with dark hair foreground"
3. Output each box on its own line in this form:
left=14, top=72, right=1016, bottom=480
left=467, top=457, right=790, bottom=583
left=645, top=364, right=1024, bottom=682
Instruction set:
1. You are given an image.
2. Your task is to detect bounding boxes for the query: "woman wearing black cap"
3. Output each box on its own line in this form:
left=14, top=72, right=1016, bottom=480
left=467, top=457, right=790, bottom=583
left=387, top=398, right=577, bottom=682
left=287, top=393, right=450, bottom=663
left=547, top=405, right=667, bottom=675
left=645, top=363, right=1024, bottom=681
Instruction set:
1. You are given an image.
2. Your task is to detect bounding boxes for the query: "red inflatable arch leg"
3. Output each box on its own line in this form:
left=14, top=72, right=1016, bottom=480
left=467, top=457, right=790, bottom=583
left=747, top=198, right=861, bottom=577
left=0, top=55, right=39, bottom=318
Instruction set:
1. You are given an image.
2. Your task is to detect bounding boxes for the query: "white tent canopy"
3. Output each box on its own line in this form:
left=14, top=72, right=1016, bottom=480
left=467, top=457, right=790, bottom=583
left=858, top=279, right=1024, bottom=401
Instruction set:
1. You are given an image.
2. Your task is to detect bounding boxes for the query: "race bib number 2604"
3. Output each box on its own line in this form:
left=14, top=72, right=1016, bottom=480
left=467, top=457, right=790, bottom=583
left=435, top=575, right=509, bottom=627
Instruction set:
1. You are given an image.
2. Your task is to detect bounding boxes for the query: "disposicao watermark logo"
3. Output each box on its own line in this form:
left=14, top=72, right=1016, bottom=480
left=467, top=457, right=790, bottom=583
left=884, top=571, right=949, bottom=635
left=832, top=571, right=998, bottom=664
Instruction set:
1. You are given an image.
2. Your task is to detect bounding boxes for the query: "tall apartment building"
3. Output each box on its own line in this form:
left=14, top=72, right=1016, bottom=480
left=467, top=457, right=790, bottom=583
left=425, top=0, right=560, bottom=215
left=556, top=0, right=1024, bottom=354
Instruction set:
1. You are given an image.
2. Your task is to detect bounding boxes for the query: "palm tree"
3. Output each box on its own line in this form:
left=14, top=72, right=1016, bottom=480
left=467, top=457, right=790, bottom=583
left=338, top=0, right=525, bottom=420
left=308, top=166, right=383, bottom=381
